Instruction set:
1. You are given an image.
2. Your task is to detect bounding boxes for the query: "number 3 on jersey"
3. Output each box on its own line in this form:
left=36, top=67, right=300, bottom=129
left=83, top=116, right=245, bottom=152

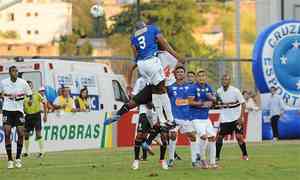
left=138, top=36, right=146, bottom=49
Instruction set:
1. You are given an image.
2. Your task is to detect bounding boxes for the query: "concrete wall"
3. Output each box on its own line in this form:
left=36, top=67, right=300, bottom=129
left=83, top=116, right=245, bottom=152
left=0, top=0, right=72, bottom=44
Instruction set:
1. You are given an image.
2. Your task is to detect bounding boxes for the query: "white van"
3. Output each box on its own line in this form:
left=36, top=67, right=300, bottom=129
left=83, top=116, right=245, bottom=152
left=0, top=58, right=128, bottom=112
left=0, top=58, right=128, bottom=153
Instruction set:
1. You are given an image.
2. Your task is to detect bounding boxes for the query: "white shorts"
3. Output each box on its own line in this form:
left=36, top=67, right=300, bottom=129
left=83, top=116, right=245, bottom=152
left=132, top=77, right=147, bottom=96
left=157, top=51, right=178, bottom=86
left=137, top=57, right=165, bottom=86
left=170, top=119, right=194, bottom=134
left=192, top=119, right=216, bottom=137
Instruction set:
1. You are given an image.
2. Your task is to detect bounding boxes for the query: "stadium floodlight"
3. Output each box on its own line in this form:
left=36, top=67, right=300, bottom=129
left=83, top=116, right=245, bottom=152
left=0, top=0, right=21, bottom=11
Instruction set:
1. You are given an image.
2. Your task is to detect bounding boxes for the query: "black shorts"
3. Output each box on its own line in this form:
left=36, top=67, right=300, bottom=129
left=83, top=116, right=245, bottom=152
left=219, top=120, right=243, bottom=136
left=25, top=112, right=42, bottom=133
left=2, top=110, right=25, bottom=127
left=137, top=114, right=151, bottom=133
left=132, top=85, right=153, bottom=105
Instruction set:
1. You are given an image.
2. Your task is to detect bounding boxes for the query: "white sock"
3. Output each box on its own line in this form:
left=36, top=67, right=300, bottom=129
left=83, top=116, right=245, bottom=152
left=159, top=93, right=174, bottom=122
left=152, top=94, right=166, bottom=124
left=199, top=138, right=207, bottom=160
left=208, top=141, right=216, bottom=165
left=190, top=141, right=198, bottom=163
left=168, top=139, right=177, bottom=160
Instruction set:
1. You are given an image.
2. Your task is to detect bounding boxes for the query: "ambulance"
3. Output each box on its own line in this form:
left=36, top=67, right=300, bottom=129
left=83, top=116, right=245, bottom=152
left=0, top=58, right=128, bottom=112
left=0, top=58, right=129, bottom=153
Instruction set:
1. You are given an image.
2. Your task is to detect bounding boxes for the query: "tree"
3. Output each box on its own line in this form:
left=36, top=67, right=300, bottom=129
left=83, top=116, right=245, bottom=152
left=110, top=0, right=219, bottom=58
left=59, top=34, right=79, bottom=56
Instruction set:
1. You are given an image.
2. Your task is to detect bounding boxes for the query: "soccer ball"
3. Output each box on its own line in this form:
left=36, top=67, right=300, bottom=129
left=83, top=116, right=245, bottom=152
left=90, top=4, right=104, bottom=18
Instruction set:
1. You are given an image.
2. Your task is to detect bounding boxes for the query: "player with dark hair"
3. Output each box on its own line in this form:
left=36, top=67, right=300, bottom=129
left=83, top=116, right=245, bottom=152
left=188, top=69, right=217, bottom=169
left=0, top=66, right=32, bottom=169
left=216, top=74, right=249, bottom=161
left=187, top=71, right=196, bottom=84
left=167, top=66, right=198, bottom=167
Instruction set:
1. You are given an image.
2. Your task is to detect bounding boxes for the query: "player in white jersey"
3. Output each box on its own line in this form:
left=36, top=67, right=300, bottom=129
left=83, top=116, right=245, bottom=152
left=0, top=66, right=32, bottom=169
left=215, top=74, right=249, bottom=161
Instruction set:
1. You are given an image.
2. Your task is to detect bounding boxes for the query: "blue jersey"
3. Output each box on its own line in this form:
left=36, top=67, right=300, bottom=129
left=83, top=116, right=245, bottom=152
left=131, top=25, right=161, bottom=61
left=188, top=83, right=213, bottom=120
left=167, top=82, right=190, bottom=121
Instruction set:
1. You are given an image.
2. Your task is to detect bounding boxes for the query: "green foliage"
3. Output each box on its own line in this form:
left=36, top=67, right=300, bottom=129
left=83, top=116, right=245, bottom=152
left=107, top=34, right=132, bottom=57
left=241, top=12, right=256, bottom=44
left=66, top=0, right=107, bottom=38
left=59, top=34, right=93, bottom=56
left=59, top=34, right=79, bottom=56
left=0, top=30, right=19, bottom=39
left=110, top=0, right=218, bottom=58
left=79, top=41, right=93, bottom=56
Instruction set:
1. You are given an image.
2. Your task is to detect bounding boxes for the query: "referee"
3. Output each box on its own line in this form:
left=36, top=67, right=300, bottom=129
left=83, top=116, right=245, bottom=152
left=0, top=66, right=32, bottom=169
left=23, top=81, right=48, bottom=158
left=215, top=74, right=249, bottom=161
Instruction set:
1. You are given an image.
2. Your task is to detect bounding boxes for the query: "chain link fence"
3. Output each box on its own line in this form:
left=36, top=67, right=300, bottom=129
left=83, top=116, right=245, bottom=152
left=0, top=55, right=256, bottom=93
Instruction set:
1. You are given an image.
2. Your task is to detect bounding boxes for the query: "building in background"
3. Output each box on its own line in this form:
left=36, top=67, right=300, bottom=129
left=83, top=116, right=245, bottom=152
left=256, top=0, right=300, bottom=33
left=0, top=0, right=71, bottom=56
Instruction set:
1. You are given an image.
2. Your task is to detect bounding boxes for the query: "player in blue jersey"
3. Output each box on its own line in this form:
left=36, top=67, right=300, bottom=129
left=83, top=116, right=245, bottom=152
left=130, top=20, right=180, bottom=127
left=104, top=21, right=180, bottom=126
left=130, top=20, right=182, bottom=169
left=188, top=69, right=218, bottom=169
left=167, top=66, right=198, bottom=167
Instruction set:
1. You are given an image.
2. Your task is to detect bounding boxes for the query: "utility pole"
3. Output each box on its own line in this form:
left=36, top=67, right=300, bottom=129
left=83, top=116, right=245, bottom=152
left=235, top=0, right=242, bottom=89
left=137, top=0, right=141, bottom=20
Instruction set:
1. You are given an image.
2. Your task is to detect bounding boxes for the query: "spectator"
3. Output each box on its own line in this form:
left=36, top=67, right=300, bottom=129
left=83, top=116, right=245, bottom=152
left=53, top=87, right=76, bottom=112
left=38, top=87, right=54, bottom=113
left=267, top=86, right=285, bottom=142
left=74, top=88, right=90, bottom=112
left=242, top=90, right=259, bottom=112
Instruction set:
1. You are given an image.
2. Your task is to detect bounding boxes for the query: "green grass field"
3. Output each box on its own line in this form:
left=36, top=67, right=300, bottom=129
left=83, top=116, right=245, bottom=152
left=0, top=141, right=299, bottom=180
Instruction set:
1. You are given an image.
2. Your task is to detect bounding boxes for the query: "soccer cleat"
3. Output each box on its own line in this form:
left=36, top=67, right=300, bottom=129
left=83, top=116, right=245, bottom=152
left=174, top=152, right=182, bottom=160
left=140, top=157, right=147, bottom=161
left=242, top=155, right=249, bottom=161
left=7, top=161, right=14, bottom=169
left=141, top=142, right=155, bottom=155
left=160, top=160, right=169, bottom=170
left=15, top=159, right=22, bottom=168
left=37, top=153, right=44, bottom=158
left=132, top=160, right=139, bottom=170
left=167, top=159, right=174, bottom=167
left=200, top=160, right=209, bottom=169
left=216, top=157, right=220, bottom=162
left=209, top=164, right=219, bottom=169
left=104, top=113, right=121, bottom=125
left=272, top=138, right=278, bottom=144
left=196, top=154, right=201, bottom=162
left=22, top=153, right=29, bottom=157
left=192, top=162, right=200, bottom=168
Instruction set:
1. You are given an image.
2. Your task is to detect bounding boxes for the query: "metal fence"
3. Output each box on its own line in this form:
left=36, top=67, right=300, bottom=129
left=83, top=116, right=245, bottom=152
left=0, top=55, right=255, bottom=93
